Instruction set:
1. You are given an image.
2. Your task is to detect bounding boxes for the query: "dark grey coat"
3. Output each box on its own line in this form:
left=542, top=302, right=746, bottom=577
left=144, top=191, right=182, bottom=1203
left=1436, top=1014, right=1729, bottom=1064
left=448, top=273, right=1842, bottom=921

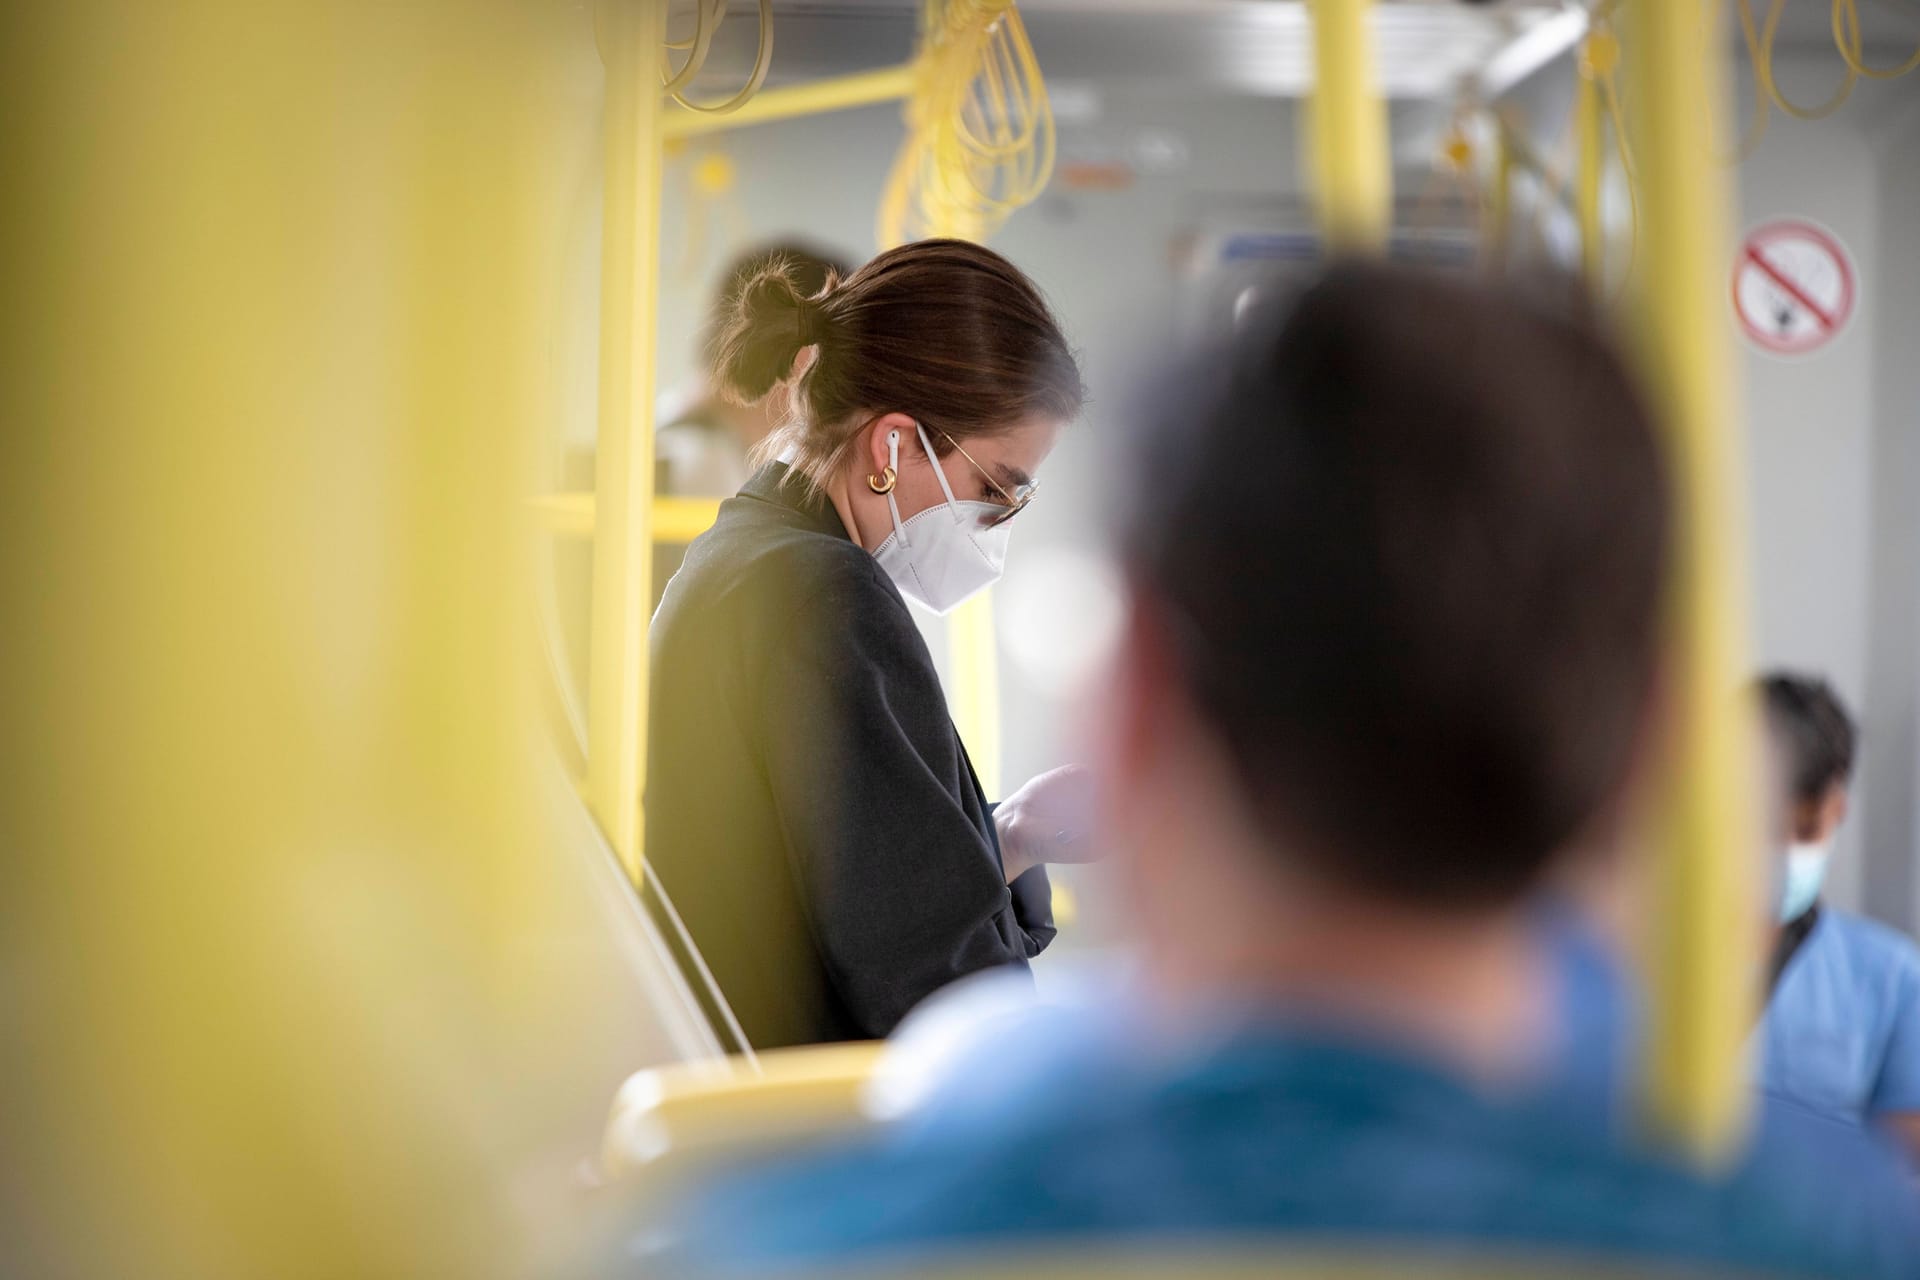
left=643, top=462, right=1054, bottom=1049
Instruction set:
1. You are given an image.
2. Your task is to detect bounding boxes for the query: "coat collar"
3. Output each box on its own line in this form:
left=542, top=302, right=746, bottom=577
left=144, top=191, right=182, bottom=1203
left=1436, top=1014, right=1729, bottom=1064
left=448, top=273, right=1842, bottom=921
left=740, top=461, right=852, bottom=542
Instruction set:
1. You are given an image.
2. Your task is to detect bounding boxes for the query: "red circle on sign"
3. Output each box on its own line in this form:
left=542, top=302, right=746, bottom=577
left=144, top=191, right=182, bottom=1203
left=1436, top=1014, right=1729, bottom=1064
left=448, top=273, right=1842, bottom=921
left=1732, top=220, right=1856, bottom=356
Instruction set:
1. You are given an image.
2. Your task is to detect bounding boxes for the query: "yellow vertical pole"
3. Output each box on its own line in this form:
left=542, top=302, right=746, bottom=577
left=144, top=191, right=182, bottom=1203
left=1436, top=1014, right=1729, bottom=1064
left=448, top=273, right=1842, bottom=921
left=589, top=0, right=667, bottom=881
left=1575, top=69, right=1604, bottom=284
left=948, top=594, right=1001, bottom=798
left=1306, top=0, right=1392, bottom=253
left=1487, top=120, right=1513, bottom=271
left=1624, top=0, right=1757, bottom=1162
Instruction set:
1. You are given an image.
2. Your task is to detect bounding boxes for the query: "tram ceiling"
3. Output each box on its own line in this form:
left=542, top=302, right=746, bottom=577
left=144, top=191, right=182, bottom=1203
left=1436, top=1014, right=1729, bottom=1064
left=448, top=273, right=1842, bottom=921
left=681, top=1, right=1584, bottom=101
left=676, top=0, right=1920, bottom=105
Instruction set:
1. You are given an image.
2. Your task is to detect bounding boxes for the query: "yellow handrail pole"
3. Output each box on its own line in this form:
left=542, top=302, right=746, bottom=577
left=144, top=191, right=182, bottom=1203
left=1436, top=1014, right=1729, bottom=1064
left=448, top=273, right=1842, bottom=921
left=649, top=496, right=724, bottom=544
left=530, top=492, right=721, bottom=545
left=588, top=0, right=668, bottom=881
left=948, top=593, right=1002, bottom=798
left=1306, top=0, right=1392, bottom=253
left=663, top=63, right=917, bottom=140
left=1486, top=120, right=1513, bottom=272
left=1624, top=0, right=1758, bottom=1162
left=1575, top=68, right=1604, bottom=284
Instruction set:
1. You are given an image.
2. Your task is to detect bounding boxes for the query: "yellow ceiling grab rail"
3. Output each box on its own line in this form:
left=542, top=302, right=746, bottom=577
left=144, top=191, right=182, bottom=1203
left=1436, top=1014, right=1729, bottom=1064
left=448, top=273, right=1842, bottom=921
left=663, top=63, right=918, bottom=140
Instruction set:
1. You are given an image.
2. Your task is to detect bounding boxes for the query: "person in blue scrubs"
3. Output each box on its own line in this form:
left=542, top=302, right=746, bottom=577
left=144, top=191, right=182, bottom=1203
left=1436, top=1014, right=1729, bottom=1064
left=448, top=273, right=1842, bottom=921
left=634, top=266, right=1920, bottom=1279
left=1759, top=672, right=1920, bottom=1167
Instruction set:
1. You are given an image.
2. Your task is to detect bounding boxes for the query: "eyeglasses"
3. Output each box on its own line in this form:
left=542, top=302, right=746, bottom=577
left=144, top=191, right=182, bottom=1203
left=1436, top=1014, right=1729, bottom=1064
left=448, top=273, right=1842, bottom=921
left=937, top=429, right=1038, bottom=528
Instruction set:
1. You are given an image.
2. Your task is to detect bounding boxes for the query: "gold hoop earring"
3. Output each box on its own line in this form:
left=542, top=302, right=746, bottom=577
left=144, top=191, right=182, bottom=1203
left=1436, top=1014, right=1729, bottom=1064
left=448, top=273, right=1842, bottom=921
left=867, top=465, right=897, bottom=495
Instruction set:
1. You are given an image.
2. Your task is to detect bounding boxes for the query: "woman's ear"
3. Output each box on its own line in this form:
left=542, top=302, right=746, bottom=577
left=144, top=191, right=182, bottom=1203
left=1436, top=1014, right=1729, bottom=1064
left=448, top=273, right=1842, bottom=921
left=859, top=412, right=918, bottom=480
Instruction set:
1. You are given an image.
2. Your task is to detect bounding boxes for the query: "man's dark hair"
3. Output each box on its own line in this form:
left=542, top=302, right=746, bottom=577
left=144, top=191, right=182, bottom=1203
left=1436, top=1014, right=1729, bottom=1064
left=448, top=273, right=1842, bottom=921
left=1759, top=672, right=1857, bottom=805
left=1120, top=262, right=1671, bottom=910
left=700, top=239, right=853, bottom=357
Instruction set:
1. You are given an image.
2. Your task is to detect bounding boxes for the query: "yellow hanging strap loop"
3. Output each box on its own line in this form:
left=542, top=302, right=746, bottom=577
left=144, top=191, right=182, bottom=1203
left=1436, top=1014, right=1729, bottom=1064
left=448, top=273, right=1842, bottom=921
left=672, top=148, right=750, bottom=285
left=878, top=0, right=1056, bottom=248
left=1741, top=0, right=1858, bottom=121
left=1580, top=23, right=1640, bottom=297
left=1709, top=0, right=1772, bottom=164
left=1716, top=0, right=1919, bottom=167
left=662, top=0, right=775, bottom=116
left=1831, top=0, right=1920, bottom=79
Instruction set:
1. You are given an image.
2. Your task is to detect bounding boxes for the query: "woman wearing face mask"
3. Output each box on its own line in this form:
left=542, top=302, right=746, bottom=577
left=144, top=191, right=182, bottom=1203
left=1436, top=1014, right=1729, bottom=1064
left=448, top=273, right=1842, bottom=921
left=643, top=239, right=1095, bottom=1050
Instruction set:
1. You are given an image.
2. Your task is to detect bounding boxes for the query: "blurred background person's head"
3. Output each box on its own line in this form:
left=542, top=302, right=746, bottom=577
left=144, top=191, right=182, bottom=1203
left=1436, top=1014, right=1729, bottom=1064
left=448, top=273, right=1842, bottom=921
left=1097, top=263, right=1671, bottom=1061
left=657, top=240, right=855, bottom=499
left=1759, top=672, right=1858, bottom=923
left=696, top=239, right=854, bottom=449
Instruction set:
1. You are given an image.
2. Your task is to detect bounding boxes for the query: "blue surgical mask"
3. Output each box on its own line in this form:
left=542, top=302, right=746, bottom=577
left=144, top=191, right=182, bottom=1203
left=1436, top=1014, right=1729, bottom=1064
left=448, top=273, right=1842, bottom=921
left=1778, top=842, right=1830, bottom=922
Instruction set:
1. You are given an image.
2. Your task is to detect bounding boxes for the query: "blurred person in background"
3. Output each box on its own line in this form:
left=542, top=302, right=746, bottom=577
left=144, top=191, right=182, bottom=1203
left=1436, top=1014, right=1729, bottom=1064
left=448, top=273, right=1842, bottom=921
left=644, top=239, right=1099, bottom=1052
left=650, top=243, right=855, bottom=613
left=550, top=242, right=854, bottom=759
left=642, top=263, right=1920, bottom=1278
left=1758, top=672, right=1920, bottom=1166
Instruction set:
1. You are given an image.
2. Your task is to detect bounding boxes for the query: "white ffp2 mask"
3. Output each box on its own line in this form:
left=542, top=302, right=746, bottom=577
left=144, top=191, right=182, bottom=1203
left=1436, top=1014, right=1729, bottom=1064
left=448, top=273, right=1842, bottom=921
left=873, top=423, right=1012, bottom=615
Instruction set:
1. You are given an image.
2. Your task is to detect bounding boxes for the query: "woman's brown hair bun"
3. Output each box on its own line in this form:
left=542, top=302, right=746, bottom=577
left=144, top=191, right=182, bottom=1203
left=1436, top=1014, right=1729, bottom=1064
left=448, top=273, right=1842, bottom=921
left=709, top=257, right=833, bottom=406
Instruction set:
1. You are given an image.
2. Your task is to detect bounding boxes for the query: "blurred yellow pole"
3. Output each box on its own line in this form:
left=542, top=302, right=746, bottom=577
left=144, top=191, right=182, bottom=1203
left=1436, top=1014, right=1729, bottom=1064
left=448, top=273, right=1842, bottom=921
left=948, top=593, right=1002, bottom=798
left=1306, top=0, right=1392, bottom=253
left=1487, top=120, right=1513, bottom=271
left=1, top=2, right=601, bottom=1273
left=662, top=63, right=915, bottom=139
left=1623, top=0, right=1758, bottom=1162
left=1575, top=70, right=1604, bottom=284
left=589, top=0, right=667, bottom=880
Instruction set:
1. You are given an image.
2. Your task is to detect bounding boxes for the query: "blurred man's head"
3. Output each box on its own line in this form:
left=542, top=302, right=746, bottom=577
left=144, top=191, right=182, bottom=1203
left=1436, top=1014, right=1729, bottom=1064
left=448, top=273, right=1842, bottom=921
left=1102, top=263, right=1671, bottom=967
left=1757, top=673, right=1855, bottom=922
left=703, top=241, right=850, bottom=355
left=1758, top=673, right=1855, bottom=845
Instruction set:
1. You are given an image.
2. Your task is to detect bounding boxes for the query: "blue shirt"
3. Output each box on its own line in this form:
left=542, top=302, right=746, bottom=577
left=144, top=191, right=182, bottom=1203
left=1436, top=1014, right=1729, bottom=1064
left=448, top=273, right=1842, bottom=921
left=654, top=938, right=1920, bottom=1278
left=1762, top=907, right=1920, bottom=1127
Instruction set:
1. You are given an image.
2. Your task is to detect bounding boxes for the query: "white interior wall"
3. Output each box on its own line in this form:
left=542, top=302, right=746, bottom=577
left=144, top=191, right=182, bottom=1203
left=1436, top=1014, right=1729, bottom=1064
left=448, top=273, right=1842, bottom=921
left=1733, top=55, right=1883, bottom=915
left=1731, top=55, right=1920, bottom=927
left=1859, top=91, right=1920, bottom=930
left=1493, top=46, right=1920, bottom=928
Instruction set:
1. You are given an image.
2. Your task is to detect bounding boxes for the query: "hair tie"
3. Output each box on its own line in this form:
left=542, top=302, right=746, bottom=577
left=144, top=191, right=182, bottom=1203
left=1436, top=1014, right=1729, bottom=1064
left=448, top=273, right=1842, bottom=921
left=796, top=299, right=826, bottom=348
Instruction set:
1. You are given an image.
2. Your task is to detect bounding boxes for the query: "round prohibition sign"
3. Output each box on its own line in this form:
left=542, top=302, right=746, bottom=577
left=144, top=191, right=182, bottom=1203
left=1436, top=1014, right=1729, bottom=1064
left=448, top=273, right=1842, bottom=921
left=1732, top=220, right=1856, bottom=357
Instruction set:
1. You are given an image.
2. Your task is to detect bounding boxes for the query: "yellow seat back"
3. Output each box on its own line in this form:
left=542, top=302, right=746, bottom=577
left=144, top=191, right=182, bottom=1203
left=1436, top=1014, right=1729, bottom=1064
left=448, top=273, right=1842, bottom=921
left=602, top=1043, right=886, bottom=1183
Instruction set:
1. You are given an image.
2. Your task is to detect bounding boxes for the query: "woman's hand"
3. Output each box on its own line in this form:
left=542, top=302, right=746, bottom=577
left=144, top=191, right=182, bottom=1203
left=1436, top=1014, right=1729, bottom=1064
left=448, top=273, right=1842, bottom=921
left=995, top=764, right=1100, bottom=883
